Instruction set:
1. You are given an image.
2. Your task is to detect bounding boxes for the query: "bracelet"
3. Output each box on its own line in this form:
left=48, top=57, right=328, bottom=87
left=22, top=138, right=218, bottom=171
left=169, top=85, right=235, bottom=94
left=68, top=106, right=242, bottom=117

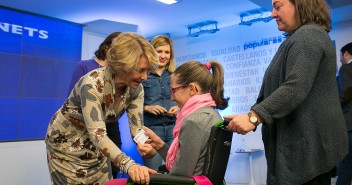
left=124, top=160, right=137, bottom=173
left=115, top=153, right=125, bottom=166
left=116, top=154, right=130, bottom=176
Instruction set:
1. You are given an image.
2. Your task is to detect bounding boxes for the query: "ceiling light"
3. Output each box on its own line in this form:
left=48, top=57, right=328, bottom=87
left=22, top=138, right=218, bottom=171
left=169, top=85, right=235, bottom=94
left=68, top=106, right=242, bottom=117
left=156, top=0, right=181, bottom=5
left=239, top=8, right=273, bottom=26
left=187, top=20, right=219, bottom=37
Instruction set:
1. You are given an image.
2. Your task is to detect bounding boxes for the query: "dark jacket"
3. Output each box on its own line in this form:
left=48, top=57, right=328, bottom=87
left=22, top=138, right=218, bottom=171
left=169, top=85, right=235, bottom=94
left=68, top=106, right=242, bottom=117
left=338, top=61, right=352, bottom=132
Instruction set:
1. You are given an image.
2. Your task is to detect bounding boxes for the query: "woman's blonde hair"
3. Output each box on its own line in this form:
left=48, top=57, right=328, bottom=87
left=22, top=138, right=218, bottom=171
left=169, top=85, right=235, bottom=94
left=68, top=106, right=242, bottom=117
left=150, top=35, right=176, bottom=73
left=107, top=32, right=159, bottom=75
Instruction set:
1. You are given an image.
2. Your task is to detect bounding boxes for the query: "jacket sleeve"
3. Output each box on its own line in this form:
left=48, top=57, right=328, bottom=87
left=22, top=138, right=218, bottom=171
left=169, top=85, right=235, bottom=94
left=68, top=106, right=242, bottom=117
left=127, top=85, right=145, bottom=138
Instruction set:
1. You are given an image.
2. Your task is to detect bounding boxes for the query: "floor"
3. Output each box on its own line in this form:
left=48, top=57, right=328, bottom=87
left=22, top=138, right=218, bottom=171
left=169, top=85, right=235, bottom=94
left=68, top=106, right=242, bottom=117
left=226, top=177, right=342, bottom=185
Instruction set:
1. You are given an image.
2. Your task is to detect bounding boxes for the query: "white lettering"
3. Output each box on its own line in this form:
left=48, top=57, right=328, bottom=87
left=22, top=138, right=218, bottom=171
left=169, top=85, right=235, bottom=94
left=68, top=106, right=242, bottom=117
left=12, top=24, right=22, bottom=34
left=0, top=21, right=49, bottom=39
left=39, top=30, right=49, bottom=39
left=0, top=22, right=10, bottom=32
left=23, top=27, right=38, bottom=37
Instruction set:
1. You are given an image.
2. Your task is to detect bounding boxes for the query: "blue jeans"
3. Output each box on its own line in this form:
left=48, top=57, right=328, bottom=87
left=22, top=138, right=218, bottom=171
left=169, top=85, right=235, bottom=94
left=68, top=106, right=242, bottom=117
left=143, top=124, right=174, bottom=170
left=336, top=131, right=352, bottom=185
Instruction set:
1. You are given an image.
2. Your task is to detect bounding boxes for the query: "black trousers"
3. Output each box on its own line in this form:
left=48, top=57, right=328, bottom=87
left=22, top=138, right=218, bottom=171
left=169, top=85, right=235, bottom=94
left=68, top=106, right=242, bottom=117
left=302, top=169, right=333, bottom=185
left=106, top=121, right=122, bottom=179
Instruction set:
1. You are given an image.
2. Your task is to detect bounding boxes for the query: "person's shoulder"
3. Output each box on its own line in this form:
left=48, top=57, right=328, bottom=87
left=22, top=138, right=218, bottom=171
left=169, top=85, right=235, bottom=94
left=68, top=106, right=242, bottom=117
left=85, top=66, right=104, bottom=75
left=74, top=59, right=96, bottom=70
left=128, top=84, right=144, bottom=98
left=340, top=63, right=352, bottom=72
left=184, top=107, right=221, bottom=124
left=293, top=24, right=332, bottom=48
left=188, top=107, right=217, bottom=115
left=299, top=24, right=324, bottom=31
left=77, top=59, right=95, bottom=65
left=296, top=24, right=326, bottom=37
left=181, top=111, right=221, bottom=134
left=80, top=66, right=107, bottom=85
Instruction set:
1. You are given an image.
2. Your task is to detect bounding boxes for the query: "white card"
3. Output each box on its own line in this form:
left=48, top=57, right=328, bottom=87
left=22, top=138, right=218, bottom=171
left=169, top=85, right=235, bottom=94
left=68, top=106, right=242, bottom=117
left=133, top=129, right=149, bottom=144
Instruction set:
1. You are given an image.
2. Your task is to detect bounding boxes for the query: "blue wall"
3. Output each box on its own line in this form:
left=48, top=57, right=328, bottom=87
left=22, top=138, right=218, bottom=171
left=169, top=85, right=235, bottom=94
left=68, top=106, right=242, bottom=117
left=0, top=7, right=82, bottom=141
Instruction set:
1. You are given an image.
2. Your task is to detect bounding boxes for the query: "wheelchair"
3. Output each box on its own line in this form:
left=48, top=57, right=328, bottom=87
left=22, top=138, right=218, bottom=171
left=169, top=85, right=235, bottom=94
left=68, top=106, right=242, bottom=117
left=107, top=119, right=233, bottom=185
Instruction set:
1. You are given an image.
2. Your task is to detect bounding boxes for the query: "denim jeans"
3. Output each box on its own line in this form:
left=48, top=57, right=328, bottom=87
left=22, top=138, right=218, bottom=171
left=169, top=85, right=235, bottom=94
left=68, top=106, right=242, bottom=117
left=143, top=124, right=174, bottom=170
left=336, top=131, right=352, bottom=185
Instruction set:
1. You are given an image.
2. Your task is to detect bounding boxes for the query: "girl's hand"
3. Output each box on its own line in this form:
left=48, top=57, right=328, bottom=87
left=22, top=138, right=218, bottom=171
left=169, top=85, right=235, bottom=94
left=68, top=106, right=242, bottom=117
left=143, top=126, right=165, bottom=149
left=166, top=106, right=180, bottom=117
left=137, top=142, right=156, bottom=158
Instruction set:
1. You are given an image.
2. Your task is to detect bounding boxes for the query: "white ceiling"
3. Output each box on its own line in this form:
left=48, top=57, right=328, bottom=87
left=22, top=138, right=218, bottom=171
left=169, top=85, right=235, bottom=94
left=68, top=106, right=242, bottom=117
left=1, top=0, right=352, bottom=38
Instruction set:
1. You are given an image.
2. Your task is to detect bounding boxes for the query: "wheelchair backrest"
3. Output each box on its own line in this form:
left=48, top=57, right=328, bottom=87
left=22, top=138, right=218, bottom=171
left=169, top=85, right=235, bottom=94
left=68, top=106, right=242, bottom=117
left=202, top=120, right=233, bottom=185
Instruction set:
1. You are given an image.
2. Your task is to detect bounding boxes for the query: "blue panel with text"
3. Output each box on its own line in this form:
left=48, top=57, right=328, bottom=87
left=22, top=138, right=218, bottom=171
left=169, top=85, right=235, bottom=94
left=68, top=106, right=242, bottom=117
left=0, top=6, right=82, bottom=141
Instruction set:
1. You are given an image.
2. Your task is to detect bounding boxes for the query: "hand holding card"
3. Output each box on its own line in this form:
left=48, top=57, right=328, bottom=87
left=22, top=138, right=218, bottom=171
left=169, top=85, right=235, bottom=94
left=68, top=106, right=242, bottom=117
left=133, top=129, right=149, bottom=144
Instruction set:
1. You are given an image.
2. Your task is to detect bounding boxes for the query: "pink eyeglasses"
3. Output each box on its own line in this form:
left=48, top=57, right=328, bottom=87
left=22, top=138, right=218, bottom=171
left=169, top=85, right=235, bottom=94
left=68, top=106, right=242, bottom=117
left=170, top=85, right=187, bottom=94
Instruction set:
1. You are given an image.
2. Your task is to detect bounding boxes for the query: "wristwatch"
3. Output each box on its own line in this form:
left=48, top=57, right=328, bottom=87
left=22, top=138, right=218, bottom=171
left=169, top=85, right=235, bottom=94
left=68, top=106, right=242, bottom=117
left=248, top=111, right=260, bottom=131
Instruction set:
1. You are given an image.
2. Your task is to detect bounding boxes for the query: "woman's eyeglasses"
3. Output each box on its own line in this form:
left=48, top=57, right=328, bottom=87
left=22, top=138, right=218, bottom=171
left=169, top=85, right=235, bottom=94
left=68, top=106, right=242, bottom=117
left=170, top=85, right=187, bottom=94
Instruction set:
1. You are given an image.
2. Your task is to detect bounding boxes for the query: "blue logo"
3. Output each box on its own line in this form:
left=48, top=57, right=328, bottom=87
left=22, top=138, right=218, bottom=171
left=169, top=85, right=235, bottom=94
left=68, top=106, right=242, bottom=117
left=243, top=36, right=284, bottom=51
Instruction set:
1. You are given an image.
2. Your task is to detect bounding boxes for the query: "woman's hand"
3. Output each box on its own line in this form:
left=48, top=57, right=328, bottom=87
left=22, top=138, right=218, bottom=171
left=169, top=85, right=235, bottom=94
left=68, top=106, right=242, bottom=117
left=223, top=114, right=256, bottom=135
left=137, top=142, right=157, bottom=158
left=143, top=126, right=165, bottom=150
left=128, top=164, right=157, bottom=185
left=144, top=105, right=167, bottom=115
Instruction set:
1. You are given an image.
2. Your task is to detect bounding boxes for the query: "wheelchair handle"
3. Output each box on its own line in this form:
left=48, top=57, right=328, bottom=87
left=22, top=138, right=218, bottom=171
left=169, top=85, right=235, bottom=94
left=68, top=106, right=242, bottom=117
left=214, top=119, right=231, bottom=128
left=223, top=119, right=230, bottom=126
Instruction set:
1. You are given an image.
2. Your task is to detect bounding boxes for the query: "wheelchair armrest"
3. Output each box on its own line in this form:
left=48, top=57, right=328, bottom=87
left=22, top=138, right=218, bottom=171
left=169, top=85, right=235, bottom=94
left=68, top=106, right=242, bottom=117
left=158, top=164, right=169, bottom=174
left=128, top=174, right=195, bottom=185
left=149, top=174, right=195, bottom=184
